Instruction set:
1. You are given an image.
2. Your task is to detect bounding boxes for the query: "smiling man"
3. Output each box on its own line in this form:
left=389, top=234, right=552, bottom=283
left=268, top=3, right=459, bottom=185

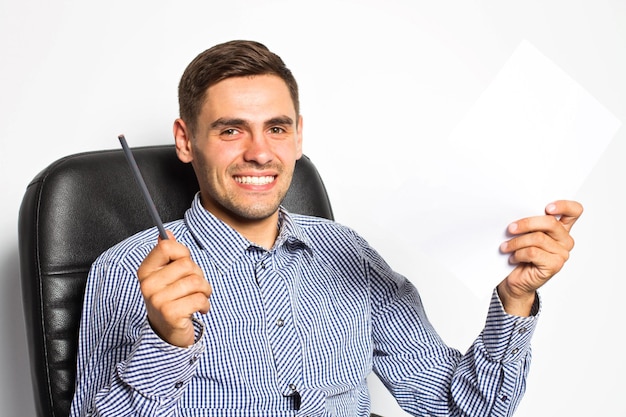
left=175, top=73, right=302, bottom=249
left=70, top=40, right=583, bottom=417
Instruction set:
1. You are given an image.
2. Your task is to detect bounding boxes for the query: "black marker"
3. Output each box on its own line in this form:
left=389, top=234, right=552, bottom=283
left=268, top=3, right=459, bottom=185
left=118, top=134, right=169, bottom=240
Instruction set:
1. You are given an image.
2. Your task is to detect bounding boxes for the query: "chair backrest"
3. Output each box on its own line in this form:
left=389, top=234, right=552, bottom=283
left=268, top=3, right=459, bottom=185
left=18, top=145, right=334, bottom=417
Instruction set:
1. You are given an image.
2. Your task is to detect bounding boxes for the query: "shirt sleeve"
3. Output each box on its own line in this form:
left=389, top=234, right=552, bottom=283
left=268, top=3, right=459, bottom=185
left=367, top=242, right=539, bottom=417
left=69, top=251, right=206, bottom=417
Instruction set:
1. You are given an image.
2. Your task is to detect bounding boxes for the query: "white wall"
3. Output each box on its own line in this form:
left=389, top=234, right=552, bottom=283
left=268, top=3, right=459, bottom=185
left=1, top=1, right=624, bottom=416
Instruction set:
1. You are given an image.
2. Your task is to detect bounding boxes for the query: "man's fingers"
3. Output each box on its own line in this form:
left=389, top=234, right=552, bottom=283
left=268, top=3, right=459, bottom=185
left=507, top=215, right=573, bottom=251
left=147, top=272, right=212, bottom=309
left=153, top=292, right=212, bottom=325
left=138, top=234, right=193, bottom=282
left=158, top=229, right=176, bottom=242
left=546, top=200, right=584, bottom=232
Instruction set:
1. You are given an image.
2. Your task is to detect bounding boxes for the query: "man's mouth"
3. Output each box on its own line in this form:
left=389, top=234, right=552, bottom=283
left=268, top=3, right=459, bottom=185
left=234, top=175, right=276, bottom=185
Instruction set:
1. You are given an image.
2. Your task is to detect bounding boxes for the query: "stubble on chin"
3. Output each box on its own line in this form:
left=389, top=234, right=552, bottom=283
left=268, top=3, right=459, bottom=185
left=204, top=180, right=289, bottom=222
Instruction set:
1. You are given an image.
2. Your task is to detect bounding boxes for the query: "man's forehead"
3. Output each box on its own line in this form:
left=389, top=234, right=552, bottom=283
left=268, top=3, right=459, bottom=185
left=200, top=75, right=297, bottom=121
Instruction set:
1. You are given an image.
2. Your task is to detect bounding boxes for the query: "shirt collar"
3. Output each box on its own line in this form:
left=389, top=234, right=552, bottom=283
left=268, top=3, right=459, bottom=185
left=184, top=193, right=312, bottom=273
left=275, top=208, right=314, bottom=253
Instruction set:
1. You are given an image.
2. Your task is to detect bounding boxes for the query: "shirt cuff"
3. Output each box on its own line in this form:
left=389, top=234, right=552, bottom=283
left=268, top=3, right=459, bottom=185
left=480, top=288, right=541, bottom=363
left=117, top=317, right=206, bottom=399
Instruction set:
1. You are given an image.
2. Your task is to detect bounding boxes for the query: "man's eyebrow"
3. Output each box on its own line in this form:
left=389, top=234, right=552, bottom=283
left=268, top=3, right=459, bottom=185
left=265, top=116, right=294, bottom=126
left=210, top=116, right=295, bottom=130
left=209, top=118, right=249, bottom=130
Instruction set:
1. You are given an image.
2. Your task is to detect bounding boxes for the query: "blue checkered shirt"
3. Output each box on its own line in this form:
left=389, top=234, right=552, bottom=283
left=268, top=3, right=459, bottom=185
left=70, top=193, right=538, bottom=416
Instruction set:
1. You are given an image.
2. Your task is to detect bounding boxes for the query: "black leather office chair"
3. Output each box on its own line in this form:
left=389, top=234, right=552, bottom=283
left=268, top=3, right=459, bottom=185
left=18, top=145, right=334, bottom=417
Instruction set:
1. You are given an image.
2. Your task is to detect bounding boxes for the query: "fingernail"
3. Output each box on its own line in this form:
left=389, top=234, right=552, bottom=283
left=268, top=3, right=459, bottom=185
left=509, top=222, right=518, bottom=233
left=546, top=203, right=556, bottom=213
left=500, top=241, right=508, bottom=252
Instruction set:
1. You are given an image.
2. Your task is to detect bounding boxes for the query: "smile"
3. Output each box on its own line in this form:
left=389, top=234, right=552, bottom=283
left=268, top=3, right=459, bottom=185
left=234, top=175, right=276, bottom=185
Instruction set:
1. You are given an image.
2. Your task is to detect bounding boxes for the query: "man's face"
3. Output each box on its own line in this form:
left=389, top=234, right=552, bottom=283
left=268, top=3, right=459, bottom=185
left=179, top=74, right=303, bottom=226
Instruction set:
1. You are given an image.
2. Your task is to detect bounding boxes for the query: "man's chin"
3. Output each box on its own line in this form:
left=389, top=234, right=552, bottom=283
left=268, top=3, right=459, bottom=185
left=227, top=200, right=282, bottom=222
left=202, top=190, right=287, bottom=224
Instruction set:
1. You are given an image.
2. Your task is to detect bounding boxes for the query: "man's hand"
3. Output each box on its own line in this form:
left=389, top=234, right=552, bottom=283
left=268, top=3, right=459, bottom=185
left=498, top=200, right=583, bottom=316
left=137, top=231, right=212, bottom=347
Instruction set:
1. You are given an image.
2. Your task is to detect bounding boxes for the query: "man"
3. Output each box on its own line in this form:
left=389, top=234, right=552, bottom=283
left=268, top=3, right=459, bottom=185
left=70, top=40, right=583, bottom=416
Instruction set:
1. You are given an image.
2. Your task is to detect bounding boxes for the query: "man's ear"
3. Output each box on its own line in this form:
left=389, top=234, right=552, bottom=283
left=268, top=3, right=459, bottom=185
left=173, top=118, right=193, bottom=163
left=295, top=115, right=304, bottom=160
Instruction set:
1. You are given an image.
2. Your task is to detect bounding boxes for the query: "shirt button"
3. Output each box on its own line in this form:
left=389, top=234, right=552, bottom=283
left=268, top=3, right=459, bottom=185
left=501, top=395, right=508, bottom=401
left=175, top=381, right=184, bottom=389
left=276, top=318, right=285, bottom=327
left=511, top=348, right=519, bottom=355
left=289, top=383, right=297, bottom=391
left=518, top=327, right=528, bottom=334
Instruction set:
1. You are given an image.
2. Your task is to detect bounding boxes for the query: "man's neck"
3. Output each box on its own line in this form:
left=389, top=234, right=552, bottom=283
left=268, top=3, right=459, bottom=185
left=209, top=208, right=280, bottom=250
left=199, top=195, right=282, bottom=249
left=232, top=214, right=280, bottom=250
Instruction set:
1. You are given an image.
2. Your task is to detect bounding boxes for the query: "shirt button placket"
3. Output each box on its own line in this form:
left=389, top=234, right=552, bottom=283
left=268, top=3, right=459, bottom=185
left=255, top=252, right=302, bottom=398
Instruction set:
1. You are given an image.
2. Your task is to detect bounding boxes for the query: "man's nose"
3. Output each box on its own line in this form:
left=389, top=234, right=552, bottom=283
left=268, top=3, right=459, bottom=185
left=243, top=131, right=273, bottom=166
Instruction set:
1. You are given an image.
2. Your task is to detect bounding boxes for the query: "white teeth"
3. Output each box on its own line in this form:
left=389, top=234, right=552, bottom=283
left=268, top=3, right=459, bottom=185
left=235, top=175, right=275, bottom=185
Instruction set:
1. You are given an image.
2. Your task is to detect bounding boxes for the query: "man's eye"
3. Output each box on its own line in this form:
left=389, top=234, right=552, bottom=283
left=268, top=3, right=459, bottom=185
left=222, top=128, right=240, bottom=136
left=269, top=127, right=285, bottom=134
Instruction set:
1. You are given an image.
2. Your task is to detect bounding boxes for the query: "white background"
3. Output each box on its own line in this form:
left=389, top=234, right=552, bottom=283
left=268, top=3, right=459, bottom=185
left=1, top=1, right=624, bottom=416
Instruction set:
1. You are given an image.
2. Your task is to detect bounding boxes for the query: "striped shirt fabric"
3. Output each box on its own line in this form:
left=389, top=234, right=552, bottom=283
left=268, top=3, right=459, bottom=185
left=70, top=193, right=538, bottom=417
